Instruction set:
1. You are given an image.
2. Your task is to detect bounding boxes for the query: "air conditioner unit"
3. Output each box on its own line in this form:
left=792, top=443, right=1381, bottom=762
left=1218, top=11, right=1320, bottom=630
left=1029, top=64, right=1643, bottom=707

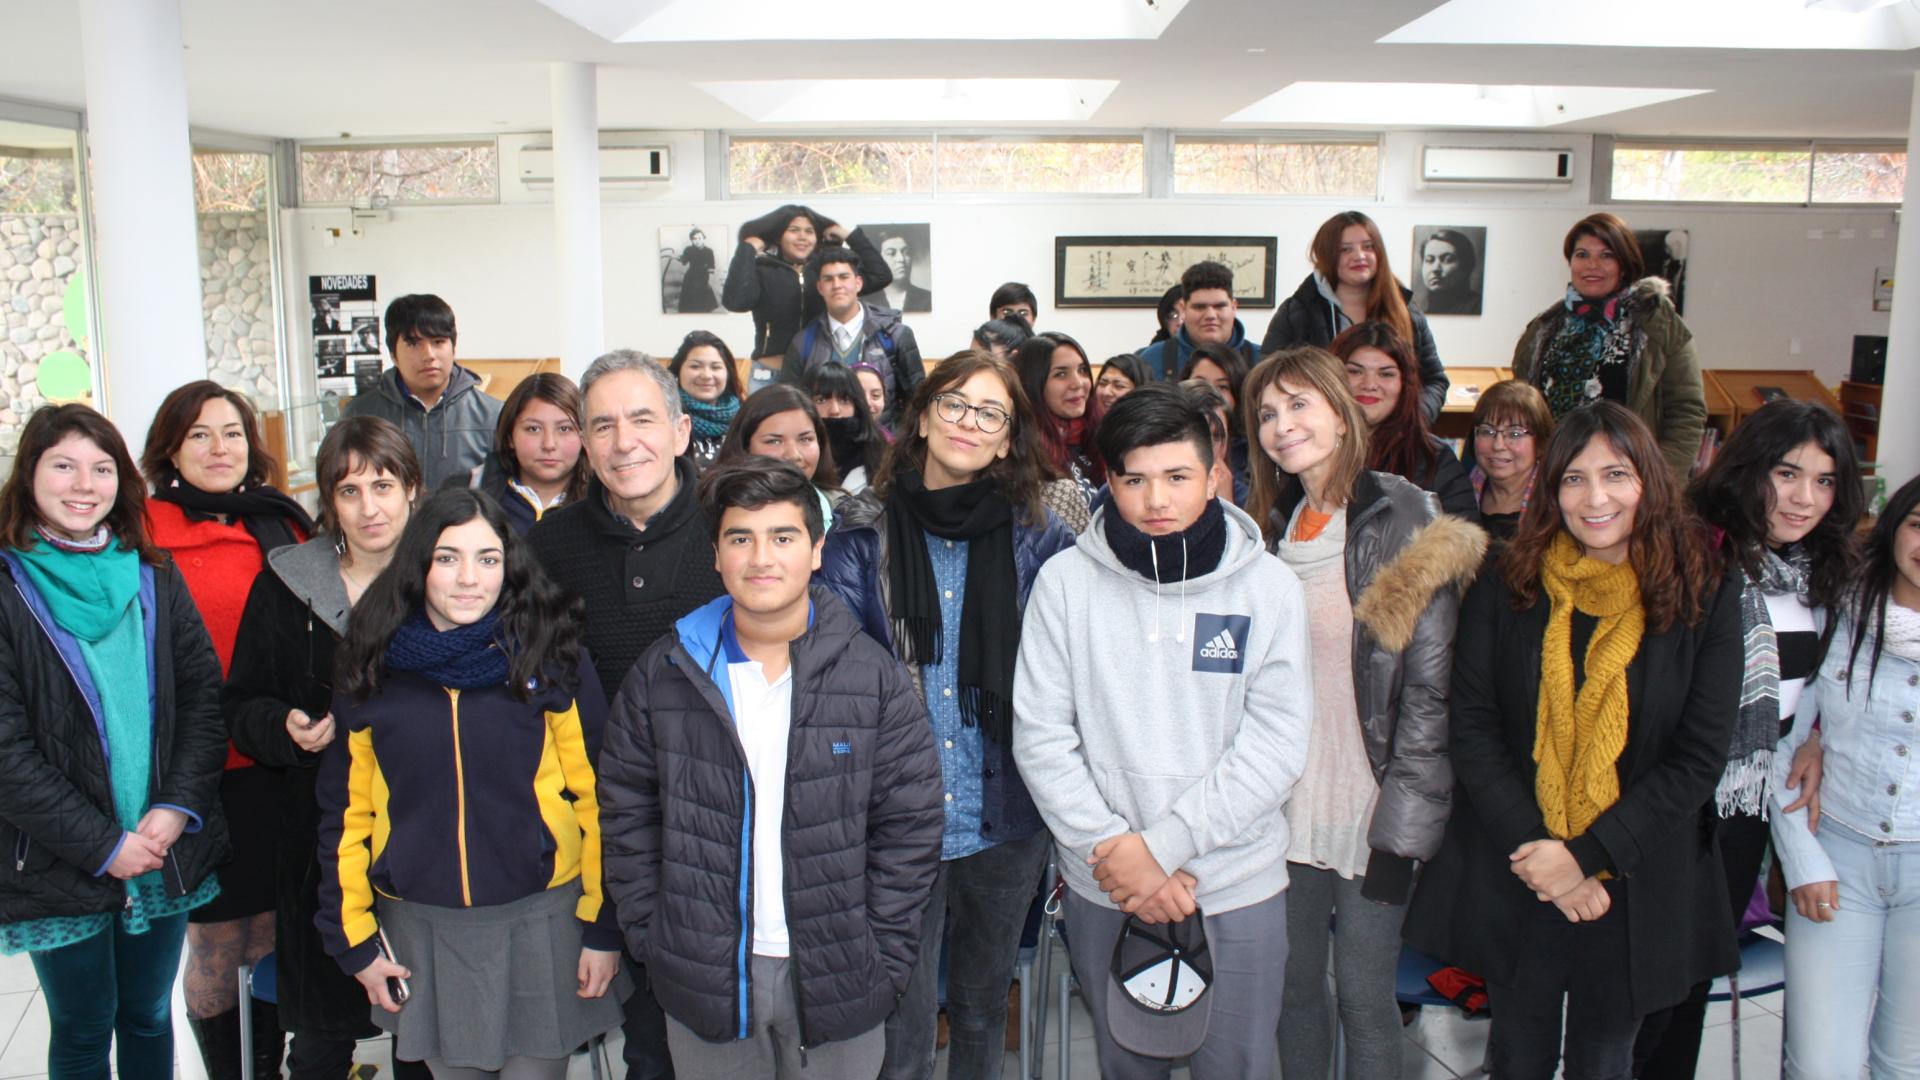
left=1422, top=146, right=1573, bottom=187
left=519, top=143, right=670, bottom=185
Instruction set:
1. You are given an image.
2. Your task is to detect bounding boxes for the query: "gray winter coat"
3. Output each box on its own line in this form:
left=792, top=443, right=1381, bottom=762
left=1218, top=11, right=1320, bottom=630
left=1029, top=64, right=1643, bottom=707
left=597, top=588, right=943, bottom=1046
left=1270, top=470, right=1486, bottom=880
left=341, top=364, right=502, bottom=491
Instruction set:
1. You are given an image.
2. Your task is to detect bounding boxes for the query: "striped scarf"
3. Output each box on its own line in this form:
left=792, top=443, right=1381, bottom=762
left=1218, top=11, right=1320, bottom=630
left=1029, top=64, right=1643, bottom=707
left=1536, top=532, right=1645, bottom=845
left=1719, top=546, right=1811, bottom=818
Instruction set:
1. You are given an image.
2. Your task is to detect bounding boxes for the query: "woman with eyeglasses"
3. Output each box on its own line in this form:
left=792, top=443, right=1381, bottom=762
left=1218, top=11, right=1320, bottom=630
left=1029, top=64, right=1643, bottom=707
left=1467, top=381, right=1555, bottom=543
left=222, top=418, right=428, bottom=1080
left=816, top=350, right=1076, bottom=1080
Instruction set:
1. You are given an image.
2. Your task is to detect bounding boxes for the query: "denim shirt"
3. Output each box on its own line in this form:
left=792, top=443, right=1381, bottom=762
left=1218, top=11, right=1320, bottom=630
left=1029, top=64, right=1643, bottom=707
left=921, top=533, right=987, bottom=860
left=1771, top=612, right=1920, bottom=889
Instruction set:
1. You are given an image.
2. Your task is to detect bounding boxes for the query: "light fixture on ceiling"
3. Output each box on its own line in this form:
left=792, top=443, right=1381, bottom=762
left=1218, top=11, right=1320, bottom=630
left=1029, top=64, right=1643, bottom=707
left=1804, top=0, right=1907, bottom=10
left=536, top=0, right=1189, bottom=42
left=696, top=78, right=1119, bottom=123
left=1381, top=0, right=1920, bottom=50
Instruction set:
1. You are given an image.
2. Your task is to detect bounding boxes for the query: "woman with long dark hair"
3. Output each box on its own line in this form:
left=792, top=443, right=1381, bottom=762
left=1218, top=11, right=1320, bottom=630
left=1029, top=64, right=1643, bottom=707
left=803, top=359, right=888, bottom=494
left=816, top=350, right=1076, bottom=1080
left=1405, top=402, right=1741, bottom=1079
left=1512, top=212, right=1706, bottom=481
left=0, top=404, right=228, bottom=1080
left=721, top=204, right=891, bottom=376
left=140, top=380, right=313, bottom=1079
left=1772, top=473, right=1920, bottom=1077
left=1243, top=348, right=1485, bottom=1080
left=1095, top=352, right=1152, bottom=414
left=1330, top=321, right=1475, bottom=518
left=1631, top=400, right=1861, bottom=1076
left=481, top=373, right=587, bottom=534
left=317, top=488, right=623, bottom=1080
left=711, top=383, right=843, bottom=529
left=1262, top=210, right=1449, bottom=421
left=1016, top=330, right=1103, bottom=501
left=1180, top=341, right=1252, bottom=497
left=670, top=330, right=744, bottom=471
left=223, top=418, right=426, bottom=1080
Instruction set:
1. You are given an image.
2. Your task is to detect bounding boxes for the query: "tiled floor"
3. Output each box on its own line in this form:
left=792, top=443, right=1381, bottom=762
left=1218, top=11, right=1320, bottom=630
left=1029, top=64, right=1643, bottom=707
left=0, top=942, right=1787, bottom=1079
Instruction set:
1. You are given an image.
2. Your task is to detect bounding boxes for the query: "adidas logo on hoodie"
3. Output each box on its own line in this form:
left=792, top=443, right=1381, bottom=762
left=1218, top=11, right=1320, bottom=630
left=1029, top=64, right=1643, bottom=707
left=1191, top=613, right=1252, bottom=674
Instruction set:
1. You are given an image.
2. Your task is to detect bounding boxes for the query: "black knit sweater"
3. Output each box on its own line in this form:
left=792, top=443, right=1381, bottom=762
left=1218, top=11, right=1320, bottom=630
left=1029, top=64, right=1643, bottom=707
left=527, top=457, right=724, bottom=704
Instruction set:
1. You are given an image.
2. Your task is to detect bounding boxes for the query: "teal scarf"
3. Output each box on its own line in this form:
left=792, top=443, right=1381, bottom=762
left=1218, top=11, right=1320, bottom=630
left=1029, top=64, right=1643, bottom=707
left=13, top=535, right=152, bottom=830
left=680, top=387, right=742, bottom=440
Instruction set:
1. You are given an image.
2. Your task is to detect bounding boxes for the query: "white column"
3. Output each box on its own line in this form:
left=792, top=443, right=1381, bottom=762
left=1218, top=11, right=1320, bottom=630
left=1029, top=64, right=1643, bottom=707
left=1877, top=73, right=1920, bottom=486
left=551, top=62, right=604, bottom=371
left=77, top=0, right=209, bottom=455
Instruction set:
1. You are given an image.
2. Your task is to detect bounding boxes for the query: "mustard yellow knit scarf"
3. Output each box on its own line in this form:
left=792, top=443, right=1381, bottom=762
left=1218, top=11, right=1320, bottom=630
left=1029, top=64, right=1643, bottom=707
left=1536, top=531, right=1645, bottom=842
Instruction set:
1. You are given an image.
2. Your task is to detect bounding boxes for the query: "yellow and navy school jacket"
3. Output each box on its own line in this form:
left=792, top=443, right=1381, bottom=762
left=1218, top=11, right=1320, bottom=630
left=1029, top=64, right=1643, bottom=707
left=314, top=650, right=617, bottom=973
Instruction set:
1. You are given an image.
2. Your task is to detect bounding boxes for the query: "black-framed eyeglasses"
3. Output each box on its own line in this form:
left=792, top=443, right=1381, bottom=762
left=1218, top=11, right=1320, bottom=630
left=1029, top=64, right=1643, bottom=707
left=932, top=393, right=1010, bottom=434
left=1473, top=424, right=1532, bottom=444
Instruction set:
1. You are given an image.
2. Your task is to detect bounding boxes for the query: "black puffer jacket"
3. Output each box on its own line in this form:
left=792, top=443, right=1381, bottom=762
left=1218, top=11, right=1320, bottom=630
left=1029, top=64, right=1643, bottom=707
left=1261, top=272, right=1450, bottom=423
left=1270, top=471, right=1486, bottom=891
left=222, top=537, right=372, bottom=1041
left=0, top=552, right=229, bottom=924
left=598, top=587, right=943, bottom=1046
left=721, top=206, right=894, bottom=359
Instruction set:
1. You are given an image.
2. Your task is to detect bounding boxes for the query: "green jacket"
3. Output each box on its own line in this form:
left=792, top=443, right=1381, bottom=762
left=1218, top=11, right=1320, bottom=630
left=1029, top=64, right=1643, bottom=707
left=1511, top=276, right=1705, bottom=481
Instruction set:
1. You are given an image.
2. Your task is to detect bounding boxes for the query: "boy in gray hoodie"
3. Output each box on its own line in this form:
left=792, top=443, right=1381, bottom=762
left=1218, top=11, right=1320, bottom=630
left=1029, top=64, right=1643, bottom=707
left=1013, top=386, right=1312, bottom=1078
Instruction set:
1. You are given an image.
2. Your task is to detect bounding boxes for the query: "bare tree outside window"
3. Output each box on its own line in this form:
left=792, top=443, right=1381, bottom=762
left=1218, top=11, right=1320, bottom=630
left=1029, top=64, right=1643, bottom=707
left=728, top=139, right=934, bottom=195
left=193, top=152, right=270, bottom=212
left=299, top=143, right=499, bottom=205
left=1612, top=145, right=1812, bottom=202
left=1812, top=148, right=1906, bottom=204
left=936, top=138, right=1142, bottom=194
left=1174, top=140, right=1378, bottom=197
left=0, top=152, right=78, bottom=214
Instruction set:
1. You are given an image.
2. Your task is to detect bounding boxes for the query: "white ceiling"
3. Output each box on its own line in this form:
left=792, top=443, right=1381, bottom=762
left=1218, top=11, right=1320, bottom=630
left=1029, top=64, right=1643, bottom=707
left=0, top=0, right=1915, bottom=141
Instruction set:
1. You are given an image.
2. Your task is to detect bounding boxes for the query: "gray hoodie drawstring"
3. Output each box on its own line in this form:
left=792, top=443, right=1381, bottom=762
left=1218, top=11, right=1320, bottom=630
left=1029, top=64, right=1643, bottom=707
left=1146, top=537, right=1193, bottom=644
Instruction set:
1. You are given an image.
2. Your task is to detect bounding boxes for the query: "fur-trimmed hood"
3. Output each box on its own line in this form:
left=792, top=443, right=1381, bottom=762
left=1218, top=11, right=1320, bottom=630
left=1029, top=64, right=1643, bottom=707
left=1355, top=514, right=1487, bottom=653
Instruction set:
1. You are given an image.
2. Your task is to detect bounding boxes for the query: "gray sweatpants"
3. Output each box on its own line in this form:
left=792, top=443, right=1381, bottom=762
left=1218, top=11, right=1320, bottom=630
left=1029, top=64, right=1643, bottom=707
left=663, top=954, right=884, bottom=1079
left=1064, top=888, right=1288, bottom=1080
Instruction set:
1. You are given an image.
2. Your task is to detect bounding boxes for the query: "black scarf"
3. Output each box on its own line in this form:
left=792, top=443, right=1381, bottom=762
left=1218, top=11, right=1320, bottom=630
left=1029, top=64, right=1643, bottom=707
left=883, top=470, right=1020, bottom=744
left=151, top=475, right=314, bottom=554
left=385, top=609, right=512, bottom=690
left=1102, top=498, right=1228, bottom=583
left=823, top=416, right=868, bottom=479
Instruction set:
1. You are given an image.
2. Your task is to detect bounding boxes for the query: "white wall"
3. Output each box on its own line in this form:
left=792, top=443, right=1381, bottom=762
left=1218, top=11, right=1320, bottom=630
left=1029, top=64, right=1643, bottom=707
left=278, top=129, right=1897, bottom=400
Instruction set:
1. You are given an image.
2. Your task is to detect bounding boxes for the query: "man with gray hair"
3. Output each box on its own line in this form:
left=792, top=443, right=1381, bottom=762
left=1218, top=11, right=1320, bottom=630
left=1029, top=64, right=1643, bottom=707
left=527, top=349, right=725, bottom=1080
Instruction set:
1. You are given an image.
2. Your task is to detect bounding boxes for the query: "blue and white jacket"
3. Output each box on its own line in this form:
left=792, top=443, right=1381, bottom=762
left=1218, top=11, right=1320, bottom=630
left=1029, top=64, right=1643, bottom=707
left=596, top=587, right=942, bottom=1047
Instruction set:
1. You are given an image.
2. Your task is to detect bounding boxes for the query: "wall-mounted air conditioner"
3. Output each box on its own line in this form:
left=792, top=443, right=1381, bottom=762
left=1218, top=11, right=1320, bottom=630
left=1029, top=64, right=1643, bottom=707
left=1421, top=146, right=1573, bottom=187
left=519, top=142, right=671, bottom=185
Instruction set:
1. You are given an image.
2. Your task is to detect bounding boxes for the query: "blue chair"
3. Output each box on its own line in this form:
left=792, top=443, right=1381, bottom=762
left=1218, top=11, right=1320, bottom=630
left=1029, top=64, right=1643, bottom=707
left=1391, top=945, right=1490, bottom=1079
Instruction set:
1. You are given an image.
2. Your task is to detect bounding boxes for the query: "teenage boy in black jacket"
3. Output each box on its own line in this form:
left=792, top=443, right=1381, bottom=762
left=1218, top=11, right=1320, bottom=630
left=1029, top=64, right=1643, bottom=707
left=598, top=458, right=943, bottom=1078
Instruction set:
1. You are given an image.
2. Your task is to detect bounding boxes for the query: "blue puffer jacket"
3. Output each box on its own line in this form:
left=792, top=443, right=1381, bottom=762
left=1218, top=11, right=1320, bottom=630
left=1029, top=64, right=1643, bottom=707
left=815, top=490, right=1076, bottom=848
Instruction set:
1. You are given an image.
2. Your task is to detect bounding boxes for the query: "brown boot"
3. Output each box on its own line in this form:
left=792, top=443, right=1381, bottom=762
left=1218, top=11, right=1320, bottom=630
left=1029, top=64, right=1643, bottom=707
left=1005, top=981, right=1022, bottom=1051
left=936, top=1008, right=950, bottom=1050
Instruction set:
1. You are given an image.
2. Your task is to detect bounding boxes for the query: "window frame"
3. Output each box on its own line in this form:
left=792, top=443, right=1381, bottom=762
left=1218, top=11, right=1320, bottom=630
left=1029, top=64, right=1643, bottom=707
left=294, top=137, right=503, bottom=208
left=1599, top=135, right=1906, bottom=209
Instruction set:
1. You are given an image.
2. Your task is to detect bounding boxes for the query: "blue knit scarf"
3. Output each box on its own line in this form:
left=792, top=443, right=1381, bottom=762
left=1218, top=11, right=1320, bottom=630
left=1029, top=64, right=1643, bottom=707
left=384, top=608, right=511, bottom=690
left=680, top=387, right=741, bottom=441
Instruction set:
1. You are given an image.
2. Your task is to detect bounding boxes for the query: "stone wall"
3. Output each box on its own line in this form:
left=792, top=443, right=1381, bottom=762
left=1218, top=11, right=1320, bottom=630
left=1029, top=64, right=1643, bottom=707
left=199, top=210, right=279, bottom=408
left=0, top=212, right=83, bottom=477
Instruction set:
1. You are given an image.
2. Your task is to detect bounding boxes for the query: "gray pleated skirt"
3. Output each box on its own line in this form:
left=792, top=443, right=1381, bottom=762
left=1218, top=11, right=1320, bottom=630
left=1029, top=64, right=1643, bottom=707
left=373, top=881, right=631, bottom=1069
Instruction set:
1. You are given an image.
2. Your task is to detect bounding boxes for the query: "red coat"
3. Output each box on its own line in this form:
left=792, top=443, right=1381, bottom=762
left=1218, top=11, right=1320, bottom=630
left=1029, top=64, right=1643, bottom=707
left=146, top=499, right=304, bottom=769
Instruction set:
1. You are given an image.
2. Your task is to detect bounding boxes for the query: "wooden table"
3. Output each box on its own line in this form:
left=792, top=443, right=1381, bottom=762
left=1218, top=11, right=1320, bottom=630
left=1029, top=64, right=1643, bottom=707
left=1434, top=366, right=1514, bottom=441
left=1702, top=370, right=1842, bottom=428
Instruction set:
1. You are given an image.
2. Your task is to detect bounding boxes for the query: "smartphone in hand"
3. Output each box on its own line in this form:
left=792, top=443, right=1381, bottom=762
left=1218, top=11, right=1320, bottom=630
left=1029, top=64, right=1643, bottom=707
left=375, top=927, right=411, bottom=1005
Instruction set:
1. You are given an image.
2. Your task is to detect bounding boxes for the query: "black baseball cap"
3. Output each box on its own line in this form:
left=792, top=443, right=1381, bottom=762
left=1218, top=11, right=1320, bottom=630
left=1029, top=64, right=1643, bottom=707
left=1105, top=909, right=1213, bottom=1058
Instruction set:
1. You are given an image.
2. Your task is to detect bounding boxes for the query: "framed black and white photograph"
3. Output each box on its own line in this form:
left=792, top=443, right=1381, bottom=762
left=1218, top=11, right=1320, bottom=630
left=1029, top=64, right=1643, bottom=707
left=1054, top=236, right=1278, bottom=308
left=1411, top=225, right=1485, bottom=316
left=1636, top=228, right=1690, bottom=315
left=315, top=336, right=348, bottom=378
left=860, top=223, right=932, bottom=313
left=349, top=316, right=381, bottom=355
left=659, top=224, right=730, bottom=314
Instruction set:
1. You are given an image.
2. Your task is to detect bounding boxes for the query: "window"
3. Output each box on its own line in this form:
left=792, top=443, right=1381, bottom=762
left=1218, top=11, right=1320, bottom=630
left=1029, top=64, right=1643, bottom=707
left=935, top=137, right=1142, bottom=194
left=193, top=151, right=270, bottom=212
left=0, top=149, right=77, bottom=213
left=1174, top=137, right=1378, bottom=197
left=728, top=138, right=933, bottom=195
left=298, top=142, right=499, bottom=205
left=725, top=134, right=1144, bottom=195
left=1610, top=141, right=1905, bottom=204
